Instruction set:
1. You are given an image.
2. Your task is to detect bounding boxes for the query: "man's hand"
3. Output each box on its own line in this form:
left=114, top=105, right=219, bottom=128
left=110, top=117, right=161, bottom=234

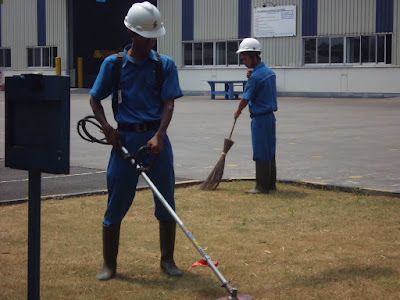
left=234, top=110, right=241, bottom=119
left=147, top=133, right=164, bottom=154
left=103, top=126, right=122, bottom=149
left=246, top=70, right=253, bottom=79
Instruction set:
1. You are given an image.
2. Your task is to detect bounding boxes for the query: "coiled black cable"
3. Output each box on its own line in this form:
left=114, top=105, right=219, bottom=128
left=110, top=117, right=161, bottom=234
left=77, top=115, right=159, bottom=173
left=77, top=115, right=109, bottom=145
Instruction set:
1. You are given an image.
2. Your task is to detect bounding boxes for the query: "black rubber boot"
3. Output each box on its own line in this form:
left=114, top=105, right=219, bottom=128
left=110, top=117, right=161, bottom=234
left=270, top=160, right=277, bottom=191
left=159, top=221, right=183, bottom=277
left=244, top=161, right=272, bottom=194
left=96, top=223, right=120, bottom=281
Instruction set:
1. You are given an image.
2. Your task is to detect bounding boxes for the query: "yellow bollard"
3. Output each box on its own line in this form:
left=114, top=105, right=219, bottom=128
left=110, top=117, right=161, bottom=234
left=55, top=57, right=61, bottom=75
left=78, top=57, right=83, bottom=88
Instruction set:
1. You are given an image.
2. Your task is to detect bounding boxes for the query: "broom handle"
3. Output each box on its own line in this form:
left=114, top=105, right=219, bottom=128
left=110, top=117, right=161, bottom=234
left=229, top=119, right=237, bottom=140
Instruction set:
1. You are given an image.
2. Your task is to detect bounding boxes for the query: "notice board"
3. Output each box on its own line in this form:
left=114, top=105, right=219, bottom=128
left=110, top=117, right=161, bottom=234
left=254, top=5, right=297, bottom=38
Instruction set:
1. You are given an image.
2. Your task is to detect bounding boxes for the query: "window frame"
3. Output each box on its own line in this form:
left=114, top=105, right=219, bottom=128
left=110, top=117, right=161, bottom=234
left=303, top=34, right=392, bottom=66
left=0, top=48, right=12, bottom=68
left=27, top=46, right=58, bottom=68
left=182, top=40, right=242, bottom=67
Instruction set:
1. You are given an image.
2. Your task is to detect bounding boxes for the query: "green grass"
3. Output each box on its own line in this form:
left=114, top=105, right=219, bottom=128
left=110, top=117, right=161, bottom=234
left=1, top=182, right=400, bottom=300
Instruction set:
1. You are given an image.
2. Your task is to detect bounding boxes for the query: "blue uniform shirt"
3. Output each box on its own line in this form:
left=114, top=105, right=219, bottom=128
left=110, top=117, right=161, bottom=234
left=243, top=62, right=277, bottom=114
left=90, top=45, right=183, bottom=124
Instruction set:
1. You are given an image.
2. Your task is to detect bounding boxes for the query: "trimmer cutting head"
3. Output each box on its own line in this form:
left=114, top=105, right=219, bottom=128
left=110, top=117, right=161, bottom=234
left=217, top=295, right=254, bottom=300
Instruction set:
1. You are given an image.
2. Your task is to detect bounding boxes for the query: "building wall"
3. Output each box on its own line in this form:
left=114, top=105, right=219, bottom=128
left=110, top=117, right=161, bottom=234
left=395, top=0, right=400, bottom=65
left=158, top=0, right=400, bottom=95
left=317, top=0, right=376, bottom=36
left=0, top=0, right=67, bottom=75
left=158, top=0, right=182, bottom=67
left=194, top=0, right=239, bottom=41
left=0, top=0, right=399, bottom=95
left=47, top=0, right=67, bottom=70
left=253, top=0, right=303, bottom=67
left=2, top=0, right=37, bottom=71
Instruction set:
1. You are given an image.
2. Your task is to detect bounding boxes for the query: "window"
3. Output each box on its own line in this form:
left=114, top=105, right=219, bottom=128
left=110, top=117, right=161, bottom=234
left=204, top=42, right=213, bottom=65
left=361, top=36, right=375, bottom=63
left=377, top=35, right=384, bottom=63
left=183, top=40, right=241, bottom=66
left=330, top=37, right=344, bottom=63
left=0, top=48, right=11, bottom=68
left=386, top=35, right=392, bottom=64
left=194, top=43, right=202, bottom=65
left=216, top=42, right=226, bottom=65
left=184, top=43, right=192, bottom=66
left=317, top=38, right=329, bottom=63
left=346, top=37, right=360, bottom=63
left=304, top=38, right=316, bottom=64
left=227, top=41, right=239, bottom=65
left=27, top=46, right=57, bottom=68
left=304, top=34, right=392, bottom=65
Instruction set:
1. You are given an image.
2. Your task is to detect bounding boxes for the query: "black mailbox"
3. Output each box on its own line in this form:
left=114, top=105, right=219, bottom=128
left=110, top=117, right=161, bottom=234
left=5, top=74, right=70, bottom=174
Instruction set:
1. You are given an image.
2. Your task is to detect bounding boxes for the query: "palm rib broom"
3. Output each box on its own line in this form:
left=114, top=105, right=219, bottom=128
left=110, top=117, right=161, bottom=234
left=200, top=119, right=237, bottom=190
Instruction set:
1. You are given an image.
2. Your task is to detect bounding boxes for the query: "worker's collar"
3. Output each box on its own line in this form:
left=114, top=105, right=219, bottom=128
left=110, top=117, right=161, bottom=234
left=123, top=45, right=159, bottom=66
left=252, top=61, right=265, bottom=70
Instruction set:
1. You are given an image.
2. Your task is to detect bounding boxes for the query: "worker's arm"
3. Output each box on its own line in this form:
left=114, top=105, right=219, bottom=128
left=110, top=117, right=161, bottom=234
left=90, top=95, right=121, bottom=148
left=234, top=98, right=249, bottom=119
left=147, top=98, right=175, bottom=154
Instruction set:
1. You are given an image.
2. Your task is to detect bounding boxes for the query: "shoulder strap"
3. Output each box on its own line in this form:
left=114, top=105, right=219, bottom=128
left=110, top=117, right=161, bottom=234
left=154, top=52, right=164, bottom=94
left=112, top=52, right=124, bottom=120
left=112, top=52, right=164, bottom=121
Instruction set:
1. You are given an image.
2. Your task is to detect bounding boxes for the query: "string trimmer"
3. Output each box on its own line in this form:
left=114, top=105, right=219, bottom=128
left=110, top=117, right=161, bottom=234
left=77, top=115, right=254, bottom=300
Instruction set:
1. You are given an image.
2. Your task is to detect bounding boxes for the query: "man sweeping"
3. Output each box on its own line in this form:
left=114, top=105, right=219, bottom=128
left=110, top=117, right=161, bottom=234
left=234, top=38, right=278, bottom=194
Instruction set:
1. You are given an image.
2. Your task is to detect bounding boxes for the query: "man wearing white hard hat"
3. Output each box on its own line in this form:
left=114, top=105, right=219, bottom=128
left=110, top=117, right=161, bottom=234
left=90, top=1, right=183, bottom=280
left=234, top=38, right=278, bottom=194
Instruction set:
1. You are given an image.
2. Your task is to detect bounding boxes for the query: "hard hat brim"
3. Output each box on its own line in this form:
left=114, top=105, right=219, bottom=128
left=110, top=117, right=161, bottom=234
left=236, top=49, right=262, bottom=54
left=125, top=21, right=166, bottom=38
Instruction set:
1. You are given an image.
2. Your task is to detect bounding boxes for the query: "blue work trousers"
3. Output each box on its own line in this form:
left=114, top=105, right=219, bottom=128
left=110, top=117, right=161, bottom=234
left=251, top=113, right=276, bottom=162
left=104, top=130, right=175, bottom=226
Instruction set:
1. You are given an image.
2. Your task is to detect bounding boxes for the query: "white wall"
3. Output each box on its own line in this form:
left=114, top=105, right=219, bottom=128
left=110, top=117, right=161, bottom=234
left=178, top=66, right=400, bottom=95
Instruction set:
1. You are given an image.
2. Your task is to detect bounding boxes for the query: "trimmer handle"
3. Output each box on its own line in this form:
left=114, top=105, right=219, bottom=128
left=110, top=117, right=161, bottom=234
left=119, top=142, right=157, bottom=174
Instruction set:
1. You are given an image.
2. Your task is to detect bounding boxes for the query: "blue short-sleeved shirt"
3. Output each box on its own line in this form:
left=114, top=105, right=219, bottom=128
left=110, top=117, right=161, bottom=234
left=243, top=62, right=277, bottom=114
left=90, top=45, right=183, bottom=124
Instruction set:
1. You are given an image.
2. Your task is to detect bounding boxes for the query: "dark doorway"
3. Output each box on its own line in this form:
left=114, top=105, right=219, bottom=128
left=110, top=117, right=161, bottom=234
left=72, top=0, right=157, bottom=88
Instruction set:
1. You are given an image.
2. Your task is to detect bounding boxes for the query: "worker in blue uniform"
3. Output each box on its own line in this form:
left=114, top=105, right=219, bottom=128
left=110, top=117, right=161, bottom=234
left=89, top=2, right=183, bottom=280
left=234, top=38, right=278, bottom=194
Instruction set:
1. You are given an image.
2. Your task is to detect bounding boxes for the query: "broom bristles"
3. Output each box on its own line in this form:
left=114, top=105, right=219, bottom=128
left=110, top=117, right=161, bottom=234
left=200, top=138, right=234, bottom=191
left=200, top=155, right=227, bottom=190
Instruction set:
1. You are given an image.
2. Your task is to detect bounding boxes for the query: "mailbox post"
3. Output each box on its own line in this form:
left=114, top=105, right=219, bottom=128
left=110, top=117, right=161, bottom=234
left=5, top=74, right=70, bottom=300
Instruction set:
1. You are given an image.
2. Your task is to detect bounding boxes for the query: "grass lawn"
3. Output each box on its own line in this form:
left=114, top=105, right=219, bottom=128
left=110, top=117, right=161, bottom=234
left=1, top=181, right=400, bottom=300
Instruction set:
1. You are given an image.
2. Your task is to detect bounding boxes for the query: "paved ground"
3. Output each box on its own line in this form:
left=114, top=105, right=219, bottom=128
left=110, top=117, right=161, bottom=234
left=1, top=90, right=400, bottom=202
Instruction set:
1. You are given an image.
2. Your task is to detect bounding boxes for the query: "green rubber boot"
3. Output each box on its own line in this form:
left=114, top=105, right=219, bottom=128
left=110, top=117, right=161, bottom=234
left=244, top=161, right=272, bottom=194
left=159, top=221, right=183, bottom=277
left=270, top=160, right=277, bottom=191
left=96, top=223, right=120, bottom=281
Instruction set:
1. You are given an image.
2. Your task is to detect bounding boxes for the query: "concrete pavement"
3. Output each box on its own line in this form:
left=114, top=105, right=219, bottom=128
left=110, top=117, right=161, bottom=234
left=1, top=91, right=400, bottom=202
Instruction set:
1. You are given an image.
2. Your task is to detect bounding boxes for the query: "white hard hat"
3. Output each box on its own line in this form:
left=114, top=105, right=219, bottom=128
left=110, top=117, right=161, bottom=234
left=236, top=38, right=262, bottom=54
left=124, top=1, right=166, bottom=38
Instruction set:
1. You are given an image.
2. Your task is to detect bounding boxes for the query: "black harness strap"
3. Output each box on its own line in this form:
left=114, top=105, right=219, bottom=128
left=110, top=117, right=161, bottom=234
left=112, top=51, right=164, bottom=121
left=154, top=52, right=164, bottom=93
left=112, top=52, right=124, bottom=119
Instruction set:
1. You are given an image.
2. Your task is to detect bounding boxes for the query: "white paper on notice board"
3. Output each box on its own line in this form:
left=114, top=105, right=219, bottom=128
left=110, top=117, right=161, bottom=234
left=254, top=5, right=297, bottom=38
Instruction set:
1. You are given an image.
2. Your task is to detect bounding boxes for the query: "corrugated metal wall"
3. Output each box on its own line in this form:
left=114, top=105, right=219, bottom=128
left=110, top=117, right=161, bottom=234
left=47, top=0, right=67, bottom=69
left=2, top=0, right=37, bottom=70
left=194, top=0, right=238, bottom=41
left=158, top=0, right=182, bottom=66
left=253, top=0, right=303, bottom=67
left=394, top=0, right=399, bottom=65
left=1, top=0, right=67, bottom=71
left=318, top=0, right=376, bottom=36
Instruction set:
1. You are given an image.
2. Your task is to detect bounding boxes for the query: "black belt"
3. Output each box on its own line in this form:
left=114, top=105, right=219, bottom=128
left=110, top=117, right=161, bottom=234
left=250, top=111, right=273, bottom=119
left=118, top=120, right=161, bottom=132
